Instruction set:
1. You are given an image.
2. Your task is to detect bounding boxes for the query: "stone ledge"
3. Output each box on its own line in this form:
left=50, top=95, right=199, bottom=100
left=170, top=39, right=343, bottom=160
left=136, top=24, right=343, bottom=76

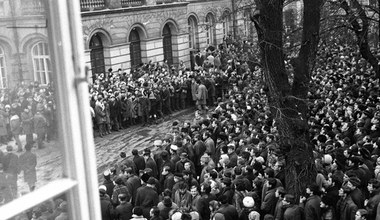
left=81, top=2, right=189, bottom=17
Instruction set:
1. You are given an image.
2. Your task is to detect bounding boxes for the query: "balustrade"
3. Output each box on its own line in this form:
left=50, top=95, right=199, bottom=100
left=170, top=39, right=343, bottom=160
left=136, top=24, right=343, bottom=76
left=121, top=0, right=144, bottom=7
left=156, top=0, right=174, bottom=4
left=80, top=0, right=106, bottom=11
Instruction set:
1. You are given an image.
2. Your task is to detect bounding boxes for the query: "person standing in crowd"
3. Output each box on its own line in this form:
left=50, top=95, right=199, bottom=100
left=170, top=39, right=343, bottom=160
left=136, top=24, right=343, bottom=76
left=135, top=177, right=159, bottom=218
left=33, top=110, right=47, bottom=149
left=115, top=193, right=133, bottom=220
left=10, top=112, right=22, bottom=152
left=3, top=145, right=19, bottom=199
left=19, top=143, right=37, bottom=191
left=95, top=97, right=107, bottom=137
left=196, top=79, right=208, bottom=115
left=21, top=106, right=34, bottom=146
left=300, top=183, right=322, bottom=220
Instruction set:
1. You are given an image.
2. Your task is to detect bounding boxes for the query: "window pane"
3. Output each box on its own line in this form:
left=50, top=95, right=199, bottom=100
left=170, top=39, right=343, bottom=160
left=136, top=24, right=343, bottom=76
left=0, top=0, right=64, bottom=209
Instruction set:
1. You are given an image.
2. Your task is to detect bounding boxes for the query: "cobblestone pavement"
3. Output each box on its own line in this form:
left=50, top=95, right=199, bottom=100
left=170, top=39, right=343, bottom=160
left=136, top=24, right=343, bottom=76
left=9, top=108, right=195, bottom=195
left=94, top=108, right=195, bottom=182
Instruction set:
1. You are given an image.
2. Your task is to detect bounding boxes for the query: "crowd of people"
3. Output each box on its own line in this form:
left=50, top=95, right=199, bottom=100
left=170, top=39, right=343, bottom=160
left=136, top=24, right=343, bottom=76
left=0, top=81, right=57, bottom=205
left=91, top=40, right=380, bottom=220
left=3, top=36, right=380, bottom=220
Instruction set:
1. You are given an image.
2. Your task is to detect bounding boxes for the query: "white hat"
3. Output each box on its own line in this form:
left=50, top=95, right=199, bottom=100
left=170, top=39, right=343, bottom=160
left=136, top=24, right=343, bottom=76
left=323, top=154, right=333, bottom=165
left=243, top=196, right=255, bottom=208
left=170, top=145, right=178, bottom=151
left=103, top=170, right=110, bottom=176
left=154, top=140, right=162, bottom=146
left=98, top=185, right=107, bottom=191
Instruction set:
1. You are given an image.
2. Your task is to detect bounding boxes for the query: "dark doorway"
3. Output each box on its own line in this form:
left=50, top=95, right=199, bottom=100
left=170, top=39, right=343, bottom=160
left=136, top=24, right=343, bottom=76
left=163, top=24, right=173, bottom=66
left=89, top=33, right=105, bottom=81
left=129, top=29, right=142, bottom=70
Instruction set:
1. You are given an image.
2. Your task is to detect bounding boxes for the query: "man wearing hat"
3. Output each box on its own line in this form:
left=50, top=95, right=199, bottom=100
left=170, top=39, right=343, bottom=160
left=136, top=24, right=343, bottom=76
left=175, top=152, right=196, bottom=176
left=102, top=170, right=115, bottom=199
left=100, top=187, right=114, bottom=220
left=135, top=177, right=159, bottom=218
left=346, top=175, right=365, bottom=208
left=143, top=148, right=158, bottom=178
left=170, top=144, right=180, bottom=166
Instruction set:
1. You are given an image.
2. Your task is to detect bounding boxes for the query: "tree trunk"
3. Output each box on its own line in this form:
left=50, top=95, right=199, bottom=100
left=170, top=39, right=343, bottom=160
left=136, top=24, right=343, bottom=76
left=340, top=0, right=380, bottom=79
left=252, top=0, right=317, bottom=198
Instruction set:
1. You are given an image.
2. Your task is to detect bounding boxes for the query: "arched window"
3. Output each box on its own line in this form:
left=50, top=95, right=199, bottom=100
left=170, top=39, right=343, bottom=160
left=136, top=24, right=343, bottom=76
left=188, top=16, right=198, bottom=49
left=222, top=11, right=231, bottom=37
left=32, top=41, right=51, bottom=85
left=129, top=29, right=141, bottom=69
left=89, top=33, right=105, bottom=79
left=162, top=24, right=173, bottom=66
left=205, top=13, right=216, bottom=46
left=0, top=46, right=7, bottom=88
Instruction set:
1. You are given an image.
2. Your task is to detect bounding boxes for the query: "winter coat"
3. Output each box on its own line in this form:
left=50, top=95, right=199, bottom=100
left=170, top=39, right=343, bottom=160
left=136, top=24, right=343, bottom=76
left=303, top=195, right=321, bottom=220
left=21, top=111, right=34, bottom=135
left=204, top=137, right=215, bottom=156
left=3, top=153, right=19, bottom=175
left=196, top=84, right=208, bottom=105
left=145, top=157, right=158, bottom=178
left=104, top=102, right=111, bottom=124
left=0, top=110, right=8, bottom=136
left=125, top=174, right=141, bottom=206
left=191, top=82, right=199, bottom=101
left=217, top=204, right=239, bottom=220
left=135, top=185, right=159, bottom=218
left=94, top=103, right=106, bottom=125
left=19, top=151, right=37, bottom=185
left=260, top=188, right=277, bottom=216
left=100, top=195, right=115, bottom=220
left=196, top=193, right=216, bottom=220
left=337, top=195, right=358, bottom=220
left=283, top=205, right=304, bottom=220
left=115, top=202, right=133, bottom=220
left=173, top=190, right=192, bottom=210
left=133, top=155, right=146, bottom=174
left=10, top=115, right=22, bottom=135
left=33, top=112, right=47, bottom=134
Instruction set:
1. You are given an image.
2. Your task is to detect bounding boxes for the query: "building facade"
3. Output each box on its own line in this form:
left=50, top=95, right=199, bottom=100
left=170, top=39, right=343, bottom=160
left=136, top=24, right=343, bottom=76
left=0, top=0, right=236, bottom=87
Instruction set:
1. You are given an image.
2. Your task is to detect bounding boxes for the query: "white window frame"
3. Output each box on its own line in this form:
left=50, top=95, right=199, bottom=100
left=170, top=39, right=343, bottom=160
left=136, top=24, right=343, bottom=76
left=222, top=12, right=230, bottom=37
left=0, top=0, right=101, bottom=219
left=32, top=41, right=51, bottom=85
left=0, top=46, right=7, bottom=88
left=206, top=14, right=214, bottom=45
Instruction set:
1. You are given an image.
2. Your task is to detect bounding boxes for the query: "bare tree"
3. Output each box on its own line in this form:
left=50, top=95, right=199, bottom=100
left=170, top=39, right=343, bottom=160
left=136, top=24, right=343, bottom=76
left=251, top=0, right=324, bottom=197
left=335, top=0, right=380, bottom=79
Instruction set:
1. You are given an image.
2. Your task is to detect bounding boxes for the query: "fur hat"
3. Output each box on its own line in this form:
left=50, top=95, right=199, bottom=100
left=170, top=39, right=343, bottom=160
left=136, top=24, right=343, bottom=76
left=243, top=196, right=255, bottom=208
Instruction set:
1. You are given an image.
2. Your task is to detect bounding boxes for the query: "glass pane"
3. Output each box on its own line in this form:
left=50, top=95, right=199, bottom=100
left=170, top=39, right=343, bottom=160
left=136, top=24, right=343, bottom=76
left=9, top=192, right=72, bottom=220
left=0, top=0, right=64, bottom=207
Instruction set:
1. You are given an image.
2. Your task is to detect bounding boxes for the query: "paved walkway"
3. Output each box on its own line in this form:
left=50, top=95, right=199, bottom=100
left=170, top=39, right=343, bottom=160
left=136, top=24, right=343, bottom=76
left=94, top=109, right=195, bottom=182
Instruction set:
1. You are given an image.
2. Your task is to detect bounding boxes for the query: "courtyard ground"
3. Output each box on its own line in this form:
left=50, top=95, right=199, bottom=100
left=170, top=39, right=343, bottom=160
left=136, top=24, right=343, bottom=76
left=1, top=108, right=195, bottom=196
